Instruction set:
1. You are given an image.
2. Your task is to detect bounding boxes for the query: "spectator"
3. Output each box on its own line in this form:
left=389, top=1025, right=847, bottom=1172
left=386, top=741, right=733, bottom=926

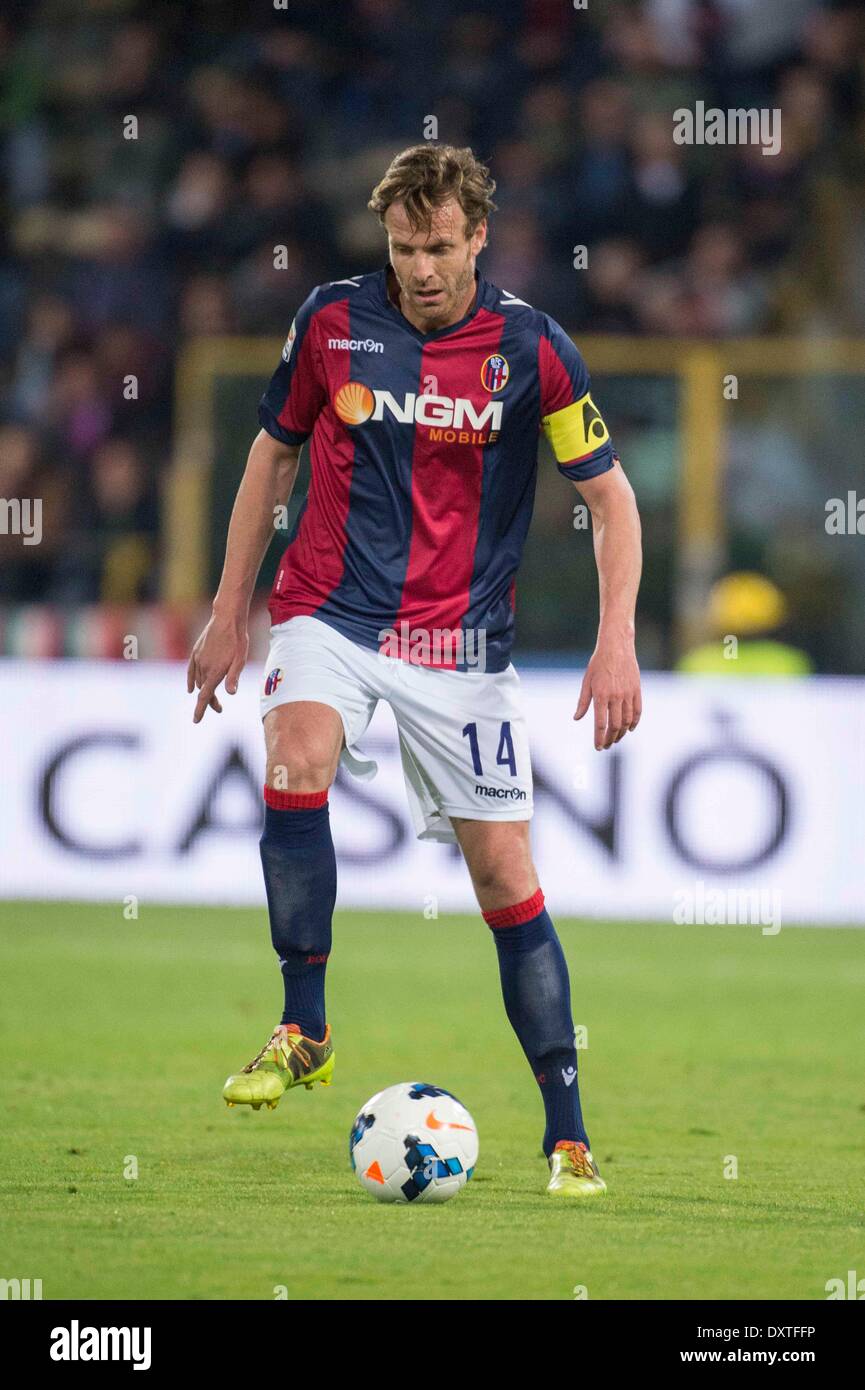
left=0, top=423, right=69, bottom=600
left=51, top=437, right=159, bottom=604
left=0, top=0, right=861, bottom=672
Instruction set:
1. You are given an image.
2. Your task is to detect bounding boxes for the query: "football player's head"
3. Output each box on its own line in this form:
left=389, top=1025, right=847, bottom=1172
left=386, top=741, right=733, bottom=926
left=369, top=144, right=496, bottom=327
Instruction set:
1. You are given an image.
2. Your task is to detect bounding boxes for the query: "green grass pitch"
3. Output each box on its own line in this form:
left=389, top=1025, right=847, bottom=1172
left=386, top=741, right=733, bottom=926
left=1, top=900, right=862, bottom=1301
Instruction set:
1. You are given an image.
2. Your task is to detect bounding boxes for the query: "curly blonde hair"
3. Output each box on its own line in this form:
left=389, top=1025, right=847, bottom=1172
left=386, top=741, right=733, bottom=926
left=368, top=144, right=497, bottom=238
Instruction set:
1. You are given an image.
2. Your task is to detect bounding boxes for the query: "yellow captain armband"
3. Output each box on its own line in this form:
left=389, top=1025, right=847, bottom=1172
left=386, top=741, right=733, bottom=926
left=542, top=391, right=610, bottom=463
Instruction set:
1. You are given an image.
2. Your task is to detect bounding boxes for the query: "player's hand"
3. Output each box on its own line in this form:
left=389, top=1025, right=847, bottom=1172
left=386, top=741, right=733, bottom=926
left=187, top=612, right=249, bottom=723
left=574, top=634, right=642, bottom=750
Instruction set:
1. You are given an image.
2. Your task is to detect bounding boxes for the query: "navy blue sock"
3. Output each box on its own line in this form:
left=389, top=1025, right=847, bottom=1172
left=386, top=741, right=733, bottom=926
left=259, top=788, right=336, bottom=1041
left=485, top=891, right=590, bottom=1158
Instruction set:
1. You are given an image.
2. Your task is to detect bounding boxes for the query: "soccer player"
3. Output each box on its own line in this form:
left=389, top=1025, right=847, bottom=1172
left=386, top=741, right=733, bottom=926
left=187, top=145, right=642, bottom=1198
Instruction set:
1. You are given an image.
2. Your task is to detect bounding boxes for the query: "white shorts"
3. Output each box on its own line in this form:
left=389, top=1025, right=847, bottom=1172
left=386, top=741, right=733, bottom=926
left=259, top=615, right=533, bottom=844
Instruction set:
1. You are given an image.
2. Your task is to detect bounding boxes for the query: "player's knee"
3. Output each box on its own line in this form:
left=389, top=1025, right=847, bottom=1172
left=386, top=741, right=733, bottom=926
left=457, top=821, right=536, bottom=910
left=263, top=704, right=343, bottom=791
left=471, top=858, right=536, bottom=909
left=266, top=743, right=335, bottom=792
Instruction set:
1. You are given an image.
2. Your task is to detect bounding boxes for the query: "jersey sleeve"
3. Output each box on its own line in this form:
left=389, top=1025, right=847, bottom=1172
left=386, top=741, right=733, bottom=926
left=538, top=317, right=615, bottom=481
left=258, top=288, right=327, bottom=445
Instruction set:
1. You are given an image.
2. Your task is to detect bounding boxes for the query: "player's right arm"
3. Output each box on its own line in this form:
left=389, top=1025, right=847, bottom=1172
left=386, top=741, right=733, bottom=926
left=187, top=431, right=301, bottom=722
left=188, top=289, right=327, bottom=722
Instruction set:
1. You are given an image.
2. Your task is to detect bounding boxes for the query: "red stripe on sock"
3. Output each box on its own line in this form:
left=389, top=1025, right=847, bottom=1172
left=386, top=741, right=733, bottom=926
left=483, top=888, right=545, bottom=929
left=263, top=785, right=328, bottom=810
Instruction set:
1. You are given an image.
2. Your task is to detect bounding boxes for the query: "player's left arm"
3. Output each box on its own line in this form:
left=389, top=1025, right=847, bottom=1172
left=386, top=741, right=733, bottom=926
left=537, top=316, right=642, bottom=750
left=573, top=461, right=642, bottom=750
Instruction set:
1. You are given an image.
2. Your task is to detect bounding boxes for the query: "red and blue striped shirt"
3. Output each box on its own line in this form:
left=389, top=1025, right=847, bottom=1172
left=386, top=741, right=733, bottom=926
left=259, top=266, right=614, bottom=671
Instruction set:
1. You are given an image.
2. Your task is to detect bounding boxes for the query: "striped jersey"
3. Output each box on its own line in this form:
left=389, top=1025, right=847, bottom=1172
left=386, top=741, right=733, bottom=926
left=259, top=266, right=614, bottom=672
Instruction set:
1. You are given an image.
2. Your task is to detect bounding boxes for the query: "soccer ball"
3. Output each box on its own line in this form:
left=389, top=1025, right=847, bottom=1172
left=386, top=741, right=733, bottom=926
left=349, top=1082, right=478, bottom=1204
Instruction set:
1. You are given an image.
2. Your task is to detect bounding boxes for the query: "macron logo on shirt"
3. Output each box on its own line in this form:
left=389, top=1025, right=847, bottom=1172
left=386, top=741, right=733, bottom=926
left=327, top=337, right=384, bottom=354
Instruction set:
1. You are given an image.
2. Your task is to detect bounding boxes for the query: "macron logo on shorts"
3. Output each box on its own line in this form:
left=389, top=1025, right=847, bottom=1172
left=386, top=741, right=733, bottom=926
left=474, top=784, right=527, bottom=801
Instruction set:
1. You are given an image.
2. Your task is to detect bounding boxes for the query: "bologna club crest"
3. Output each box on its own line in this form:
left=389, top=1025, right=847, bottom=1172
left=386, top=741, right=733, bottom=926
left=480, top=353, right=509, bottom=392
left=264, top=668, right=283, bottom=696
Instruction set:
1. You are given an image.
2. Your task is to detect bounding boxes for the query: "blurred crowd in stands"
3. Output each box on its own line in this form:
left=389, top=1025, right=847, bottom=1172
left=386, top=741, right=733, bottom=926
left=0, top=0, right=863, bottom=663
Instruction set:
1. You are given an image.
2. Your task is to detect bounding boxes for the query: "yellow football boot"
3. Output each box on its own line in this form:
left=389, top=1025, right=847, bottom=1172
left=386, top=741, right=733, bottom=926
left=223, top=1024, right=334, bottom=1111
left=546, top=1140, right=607, bottom=1197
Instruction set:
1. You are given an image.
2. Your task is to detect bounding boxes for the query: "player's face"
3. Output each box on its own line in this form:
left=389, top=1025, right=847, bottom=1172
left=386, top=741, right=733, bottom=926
left=384, top=199, right=486, bottom=330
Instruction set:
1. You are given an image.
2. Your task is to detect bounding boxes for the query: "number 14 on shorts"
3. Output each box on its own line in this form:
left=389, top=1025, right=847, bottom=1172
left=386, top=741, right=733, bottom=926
left=461, top=721, right=518, bottom=777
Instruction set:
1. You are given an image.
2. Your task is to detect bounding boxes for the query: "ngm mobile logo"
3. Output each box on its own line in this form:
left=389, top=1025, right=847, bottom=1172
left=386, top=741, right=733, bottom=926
left=333, top=382, right=502, bottom=444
